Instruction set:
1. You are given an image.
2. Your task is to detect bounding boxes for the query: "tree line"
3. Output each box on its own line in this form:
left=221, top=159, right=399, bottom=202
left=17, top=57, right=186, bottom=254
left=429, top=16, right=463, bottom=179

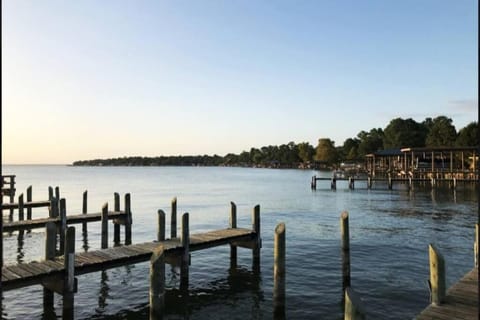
left=72, top=116, right=477, bottom=168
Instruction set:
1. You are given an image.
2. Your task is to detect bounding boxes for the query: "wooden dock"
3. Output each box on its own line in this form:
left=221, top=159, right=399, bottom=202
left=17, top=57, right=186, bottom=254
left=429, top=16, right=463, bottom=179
left=416, top=268, right=478, bottom=320
left=1, top=227, right=256, bottom=291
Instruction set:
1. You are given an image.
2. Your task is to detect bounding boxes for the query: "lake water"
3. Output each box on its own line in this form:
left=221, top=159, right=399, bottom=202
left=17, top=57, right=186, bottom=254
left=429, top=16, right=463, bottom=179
left=1, top=165, right=478, bottom=319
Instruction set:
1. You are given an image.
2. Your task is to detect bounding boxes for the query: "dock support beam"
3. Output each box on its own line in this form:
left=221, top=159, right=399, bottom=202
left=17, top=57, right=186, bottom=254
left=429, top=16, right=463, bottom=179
left=82, top=190, right=88, bottom=234
left=230, top=202, right=237, bottom=268
left=171, top=197, right=177, bottom=239
left=273, top=223, right=286, bottom=319
left=157, top=210, right=166, bottom=242
left=428, top=244, right=446, bottom=305
left=475, top=224, right=479, bottom=269
left=113, top=193, right=120, bottom=245
left=59, top=199, right=67, bottom=254
left=341, top=211, right=351, bottom=290
left=150, top=245, right=165, bottom=320
left=331, top=177, right=337, bottom=190
left=344, top=287, right=366, bottom=320
left=26, top=186, right=32, bottom=220
left=63, top=227, right=76, bottom=320
left=181, top=213, right=190, bottom=290
left=101, top=203, right=108, bottom=249
left=125, top=194, right=132, bottom=245
left=252, top=205, right=261, bottom=269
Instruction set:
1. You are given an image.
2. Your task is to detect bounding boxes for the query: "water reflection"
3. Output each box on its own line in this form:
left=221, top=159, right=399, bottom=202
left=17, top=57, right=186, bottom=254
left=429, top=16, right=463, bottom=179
left=16, top=232, right=25, bottom=264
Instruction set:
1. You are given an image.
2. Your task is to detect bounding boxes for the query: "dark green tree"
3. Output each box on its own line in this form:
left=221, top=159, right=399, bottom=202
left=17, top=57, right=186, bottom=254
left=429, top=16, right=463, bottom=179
left=297, top=142, right=314, bottom=163
left=314, top=138, right=338, bottom=165
left=425, top=116, right=457, bottom=147
left=456, top=122, right=478, bottom=146
left=357, top=128, right=384, bottom=156
left=383, top=118, right=427, bottom=149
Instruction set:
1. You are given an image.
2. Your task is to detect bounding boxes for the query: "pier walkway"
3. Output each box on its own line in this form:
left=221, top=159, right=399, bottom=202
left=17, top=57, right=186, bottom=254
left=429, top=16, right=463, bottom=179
left=1, top=227, right=256, bottom=291
left=416, top=268, right=478, bottom=320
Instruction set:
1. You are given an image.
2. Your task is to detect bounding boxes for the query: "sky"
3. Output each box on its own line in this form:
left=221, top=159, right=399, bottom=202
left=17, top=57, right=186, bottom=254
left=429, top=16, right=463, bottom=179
left=2, top=0, right=478, bottom=164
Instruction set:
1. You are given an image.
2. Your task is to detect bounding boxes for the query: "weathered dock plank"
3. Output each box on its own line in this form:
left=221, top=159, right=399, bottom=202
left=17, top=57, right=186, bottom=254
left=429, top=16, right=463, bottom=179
left=1, top=227, right=256, bottom=291
left=2, top=211, right=127, bottom=232
left=416, top=268, right=478, bottom=320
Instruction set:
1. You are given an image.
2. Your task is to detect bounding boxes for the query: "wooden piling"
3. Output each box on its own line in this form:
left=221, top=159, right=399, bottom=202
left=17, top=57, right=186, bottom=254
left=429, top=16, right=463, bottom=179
left=157, top=210, right=166, bottom=242
left=475, top=224, right=479, bottom=269
left=344, top=287, right=366, bottom=320
left=149, top=245, right=165, bottom=320
left=331, top=177, right=337, bottom=190
left=59, top=198, right=67, bottom=254
left=55, top=187, right=60, bottom=202
left=101, top=203, right=108, bottom=249
left=125, top=193, right=132, bottom=245
left=348, top=177, right=355, bottom=190
left=341, top=211, right=351, bottom=290
left=171, top=197, right=177, bottom=239
left=18, top=194, right=24, bottom=221
left=82, top=190, right=88, bottom=233
left=367, top=176, right=372, bottom=189
left=181, top=213, right=190, bottom=290
left=311, top=176, right=317, bottom=190
left=48, top=186, right=53, bottom=200
left=252, top=205, right=261, bottom=264
left=388, top=175, right=393, bottom=190
left=113, top=193, right=120, bottom=244
left=63, top=226, right=76, bottom=319
left=44, top=221, right=57, bottom=315
left=429, top=244, right=446, bottom=305
left=26, top=186, right=32, bottom=220
left=45, top=222, right=57, bottom=260
left=50, top=197, right=59, bottom=218
left=273, top=223, right=286, bottom=319
left=230, top=202, right=237, bottom=268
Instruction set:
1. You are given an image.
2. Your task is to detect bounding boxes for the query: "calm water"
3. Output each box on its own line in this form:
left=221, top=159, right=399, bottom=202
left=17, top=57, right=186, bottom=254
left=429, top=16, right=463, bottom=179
left=1, top=165, right=478, bottom=319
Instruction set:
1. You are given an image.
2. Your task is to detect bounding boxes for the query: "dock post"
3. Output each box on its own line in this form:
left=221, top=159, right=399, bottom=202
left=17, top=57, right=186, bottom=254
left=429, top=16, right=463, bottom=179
left=157, top=210, right=166, bottom=242
left=125, top=193, right=132, bottom=245
left=171, top=197, right=177, bottom=238
left=43, top=221, right=57, bottom=314
left=428, top=244, right=445, bottom=305
left=348, top=177, right=355, bottom=190
left=101, top=203, right=108, bottom=249
left=26, top=186, right=32, bottom=220
left=408, top=177, right=413, bottom=191
left=181, top=213, right=190, bottom=290
left=367, top=176, right=372, bottom=189
left=63, top=226, right=76, bottom=320
left=55, top=187, right=60, bottom=203
left=113, top=193, right=120, bottom=245
left=59, top=199, right=67, bottom=254
left=149, top=245, right=165, bottom=320
left=273, top=223, right=286, bottom=319
left=475, top=224, right=479, bottom=268
left=48, top=186, right=54, bottom=201
left=388, top=174, right=392, bottom=190
left=311, top=176, right=317, bottom=190
left=252, top=205, right=261, bottom=268
left=230, top=202, right=237, bottom=268
left=341, top=212, right=351, bottom=290
left=82, top=190, right=88, bottom=233
left=45, top=222, right=57, bottom=260
left=344, top=287, right=366, bottom=320
left=452, top=177, right=457, bottom=190
left=18, top=193, right=24, bottom=221
left=331, top=177, right=337, bottom=190
left=50, top=197, right=59, bottom=218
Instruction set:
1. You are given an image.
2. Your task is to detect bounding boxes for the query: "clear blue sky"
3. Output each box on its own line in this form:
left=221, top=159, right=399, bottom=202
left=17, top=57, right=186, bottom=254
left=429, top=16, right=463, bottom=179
left=2, top=0, right=478, bottom=164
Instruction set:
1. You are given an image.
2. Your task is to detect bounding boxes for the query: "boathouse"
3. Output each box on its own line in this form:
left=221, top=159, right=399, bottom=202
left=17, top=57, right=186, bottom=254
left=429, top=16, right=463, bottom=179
left=366, top=146, right=478, bottom=180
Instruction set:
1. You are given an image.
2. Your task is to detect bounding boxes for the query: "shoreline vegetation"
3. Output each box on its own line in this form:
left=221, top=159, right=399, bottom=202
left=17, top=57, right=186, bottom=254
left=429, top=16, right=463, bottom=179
left=73, top=116, right=478, bottom=169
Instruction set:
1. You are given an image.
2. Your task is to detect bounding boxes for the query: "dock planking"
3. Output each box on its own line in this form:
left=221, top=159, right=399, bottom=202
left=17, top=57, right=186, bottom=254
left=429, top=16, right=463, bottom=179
left=415, top=268, right=478, bottom=320
left=1, top=227, right=255, bottom=291
left=2, top=210, right=128, bottom=232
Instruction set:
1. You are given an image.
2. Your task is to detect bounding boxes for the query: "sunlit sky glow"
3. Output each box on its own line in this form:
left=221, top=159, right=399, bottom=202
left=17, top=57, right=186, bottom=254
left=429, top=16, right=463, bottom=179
left=2, top=0, right=478, bottom=164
